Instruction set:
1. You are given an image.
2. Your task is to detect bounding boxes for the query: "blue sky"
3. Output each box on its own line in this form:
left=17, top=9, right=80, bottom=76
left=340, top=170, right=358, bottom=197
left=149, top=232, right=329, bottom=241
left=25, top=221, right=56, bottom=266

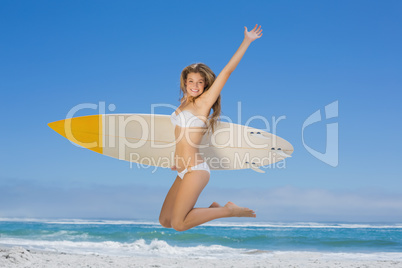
left=1, top=0, right=401, bottom=222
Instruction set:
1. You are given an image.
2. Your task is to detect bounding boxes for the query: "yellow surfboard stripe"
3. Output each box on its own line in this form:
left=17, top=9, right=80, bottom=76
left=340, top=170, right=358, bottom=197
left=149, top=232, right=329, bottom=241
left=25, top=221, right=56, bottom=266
left=48, top=115, right=103, bottom=154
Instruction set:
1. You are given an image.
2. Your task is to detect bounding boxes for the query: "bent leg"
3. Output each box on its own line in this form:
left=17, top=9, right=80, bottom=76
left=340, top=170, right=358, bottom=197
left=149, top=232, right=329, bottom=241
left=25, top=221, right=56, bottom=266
left=170, top=170, right=212, bottom=231
left=170, top=170, right=255, bottom=232
left=159, top=176, right=182, bottom=228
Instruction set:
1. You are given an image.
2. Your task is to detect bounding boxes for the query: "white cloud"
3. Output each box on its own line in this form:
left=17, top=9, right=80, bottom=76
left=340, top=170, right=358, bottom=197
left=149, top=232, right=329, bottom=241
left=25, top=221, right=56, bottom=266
left=200, top=186, right=402, bottom=222
left=1, top=179, right=402, bottom=223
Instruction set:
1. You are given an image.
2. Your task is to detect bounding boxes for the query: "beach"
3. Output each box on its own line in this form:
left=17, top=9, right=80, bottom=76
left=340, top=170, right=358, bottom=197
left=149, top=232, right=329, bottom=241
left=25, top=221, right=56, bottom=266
left=1, top=246, right=402, bottom=267
left=1, top=219, right=402, bottom=267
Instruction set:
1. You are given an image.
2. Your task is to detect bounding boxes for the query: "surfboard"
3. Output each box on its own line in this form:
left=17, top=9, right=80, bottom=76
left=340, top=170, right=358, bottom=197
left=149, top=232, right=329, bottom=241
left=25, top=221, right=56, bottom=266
left=48, top=114, right=293, bottom=173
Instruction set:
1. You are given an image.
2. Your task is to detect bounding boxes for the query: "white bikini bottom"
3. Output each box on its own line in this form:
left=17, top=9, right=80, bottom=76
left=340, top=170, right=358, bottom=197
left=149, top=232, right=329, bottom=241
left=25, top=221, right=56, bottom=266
left=177, top=161, right=210, bottom=179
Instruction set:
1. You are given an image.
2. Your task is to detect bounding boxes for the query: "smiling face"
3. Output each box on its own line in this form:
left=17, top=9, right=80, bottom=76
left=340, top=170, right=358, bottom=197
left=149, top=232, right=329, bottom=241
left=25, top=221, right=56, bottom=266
left=185, top=72, right=206, bottom=97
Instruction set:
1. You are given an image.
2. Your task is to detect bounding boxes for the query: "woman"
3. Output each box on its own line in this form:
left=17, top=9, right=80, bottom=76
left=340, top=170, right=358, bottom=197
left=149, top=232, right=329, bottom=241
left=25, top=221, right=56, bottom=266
left=159, top=24, right=263, bottom=231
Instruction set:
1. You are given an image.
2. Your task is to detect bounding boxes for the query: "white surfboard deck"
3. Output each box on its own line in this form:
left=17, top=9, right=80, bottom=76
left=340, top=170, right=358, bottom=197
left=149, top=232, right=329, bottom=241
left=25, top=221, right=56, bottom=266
left=48, top=114, right=294, bottom=173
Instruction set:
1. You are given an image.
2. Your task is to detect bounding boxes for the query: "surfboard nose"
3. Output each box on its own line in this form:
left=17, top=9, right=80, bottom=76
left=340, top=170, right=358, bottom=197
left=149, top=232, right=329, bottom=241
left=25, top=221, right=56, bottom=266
left=48, top=115, right=103, bottom=154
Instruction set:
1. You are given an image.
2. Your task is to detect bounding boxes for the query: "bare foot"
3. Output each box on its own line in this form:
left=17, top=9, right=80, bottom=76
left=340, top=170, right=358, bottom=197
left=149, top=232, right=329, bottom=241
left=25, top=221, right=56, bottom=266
left=224, top=201, right=256, bottom=217
left=209, top=202, right=221, bottom=208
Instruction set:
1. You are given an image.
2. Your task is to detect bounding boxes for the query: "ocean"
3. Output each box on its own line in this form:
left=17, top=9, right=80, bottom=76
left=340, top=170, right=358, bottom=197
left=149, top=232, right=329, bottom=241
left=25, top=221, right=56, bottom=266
left=1, top=219, right=402, bottom=259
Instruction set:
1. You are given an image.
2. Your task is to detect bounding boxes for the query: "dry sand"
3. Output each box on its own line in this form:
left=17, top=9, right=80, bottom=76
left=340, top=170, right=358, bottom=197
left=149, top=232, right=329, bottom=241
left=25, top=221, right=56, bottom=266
left=1, top=246, right=402, bottom=268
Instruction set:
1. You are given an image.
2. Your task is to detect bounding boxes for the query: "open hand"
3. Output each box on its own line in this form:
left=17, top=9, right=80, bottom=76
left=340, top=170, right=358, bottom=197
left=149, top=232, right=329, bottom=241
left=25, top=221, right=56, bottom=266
left=244, top=24, right=263, bottom=42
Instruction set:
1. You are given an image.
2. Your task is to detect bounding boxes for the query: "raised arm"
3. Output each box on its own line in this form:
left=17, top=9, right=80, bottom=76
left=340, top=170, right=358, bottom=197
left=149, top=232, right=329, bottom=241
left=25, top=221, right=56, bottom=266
left=201, top=24, right=263, bottom=107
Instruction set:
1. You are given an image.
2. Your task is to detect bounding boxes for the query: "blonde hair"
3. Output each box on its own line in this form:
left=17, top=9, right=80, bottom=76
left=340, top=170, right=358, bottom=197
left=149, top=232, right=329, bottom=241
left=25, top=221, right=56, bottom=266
left=179, top=63, right=221, bottom=133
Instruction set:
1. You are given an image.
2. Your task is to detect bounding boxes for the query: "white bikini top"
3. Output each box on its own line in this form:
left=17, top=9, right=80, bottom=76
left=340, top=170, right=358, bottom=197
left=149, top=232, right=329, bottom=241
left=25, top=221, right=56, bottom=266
left=170, top=110, right=207, bottom=128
